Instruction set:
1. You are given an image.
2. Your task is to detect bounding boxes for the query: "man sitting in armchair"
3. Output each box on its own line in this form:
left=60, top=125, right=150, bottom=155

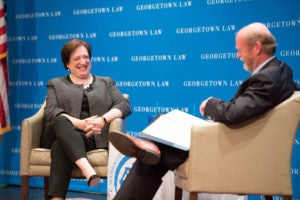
left=109, top=22, right=299, bottom=200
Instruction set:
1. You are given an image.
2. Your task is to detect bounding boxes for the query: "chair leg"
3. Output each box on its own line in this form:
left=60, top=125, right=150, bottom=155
left=190, top=192, right=198, bottom=200
left=265, top=196, right=272, bottom=200
left=265, top=195, right=292, bottom=200
left=21, top=175, right=29, bottom=200
left=174, top=186, right=183, bottom=200
left=44, top=176, right=50, bottom=200
left=282, top=195, right=292, bottom=200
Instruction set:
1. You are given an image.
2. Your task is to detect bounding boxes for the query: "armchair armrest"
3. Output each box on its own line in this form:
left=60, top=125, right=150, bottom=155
left=20, top=101, right=45, bottom=175
left=109, top=118, right=126, bottom=133
left=108, top=93, right=129, bottom=134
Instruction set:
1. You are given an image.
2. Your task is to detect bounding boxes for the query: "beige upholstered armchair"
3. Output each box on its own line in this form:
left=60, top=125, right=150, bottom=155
left=174, top=91, right=300, bottom=200
left=20, top=94, right=129, bottom=200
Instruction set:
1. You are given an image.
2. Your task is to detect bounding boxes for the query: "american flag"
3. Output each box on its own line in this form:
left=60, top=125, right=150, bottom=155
left=0, top=0, right=10, bottom=135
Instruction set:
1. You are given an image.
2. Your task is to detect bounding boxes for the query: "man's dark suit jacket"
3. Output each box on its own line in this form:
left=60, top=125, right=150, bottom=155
left=204, top=57, right=299, bottom=124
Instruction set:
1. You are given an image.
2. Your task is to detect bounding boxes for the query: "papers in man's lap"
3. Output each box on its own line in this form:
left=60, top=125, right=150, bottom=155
left=140, top=109, right=211, bottom=151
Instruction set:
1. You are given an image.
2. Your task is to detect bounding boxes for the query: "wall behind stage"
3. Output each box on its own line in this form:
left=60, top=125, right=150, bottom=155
left=1, top=0, right=300, bottom=199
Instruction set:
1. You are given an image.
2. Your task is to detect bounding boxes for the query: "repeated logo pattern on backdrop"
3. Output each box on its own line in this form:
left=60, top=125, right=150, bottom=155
left=1, top=0, right=300, bottom=199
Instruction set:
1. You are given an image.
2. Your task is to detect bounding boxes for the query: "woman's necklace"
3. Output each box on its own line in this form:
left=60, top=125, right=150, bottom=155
left=70, top=74, right=93, bottom=89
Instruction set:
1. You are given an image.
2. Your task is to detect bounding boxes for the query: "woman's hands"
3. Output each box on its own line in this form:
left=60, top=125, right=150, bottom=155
left=60, top=108, right=124, bottom=137
left=84, top=116, right=106, bottom=137
left=60, top=113, right=105, bottom=137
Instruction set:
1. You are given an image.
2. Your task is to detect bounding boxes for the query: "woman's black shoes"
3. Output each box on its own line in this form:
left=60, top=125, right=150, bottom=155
left=87, top=174, right=101, bottom=187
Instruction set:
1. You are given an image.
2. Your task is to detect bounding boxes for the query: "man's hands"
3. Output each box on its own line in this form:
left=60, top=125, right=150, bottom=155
left=200, top=97, right=212, bottom=116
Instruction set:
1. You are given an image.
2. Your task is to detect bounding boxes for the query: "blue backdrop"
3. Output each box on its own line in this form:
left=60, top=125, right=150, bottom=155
left=1, top=0, right=300, bottom=199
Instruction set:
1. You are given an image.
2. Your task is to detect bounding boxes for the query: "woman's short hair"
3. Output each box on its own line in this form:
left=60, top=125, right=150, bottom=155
left=61, top=39, right=92, bottom=70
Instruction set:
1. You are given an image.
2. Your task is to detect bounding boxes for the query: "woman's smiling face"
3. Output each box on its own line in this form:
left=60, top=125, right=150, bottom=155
left=68, top=45, right=91, bottom=79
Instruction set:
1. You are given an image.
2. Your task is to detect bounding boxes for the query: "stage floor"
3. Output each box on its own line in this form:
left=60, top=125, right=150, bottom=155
left=0, top=184, right=106, bottom=200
